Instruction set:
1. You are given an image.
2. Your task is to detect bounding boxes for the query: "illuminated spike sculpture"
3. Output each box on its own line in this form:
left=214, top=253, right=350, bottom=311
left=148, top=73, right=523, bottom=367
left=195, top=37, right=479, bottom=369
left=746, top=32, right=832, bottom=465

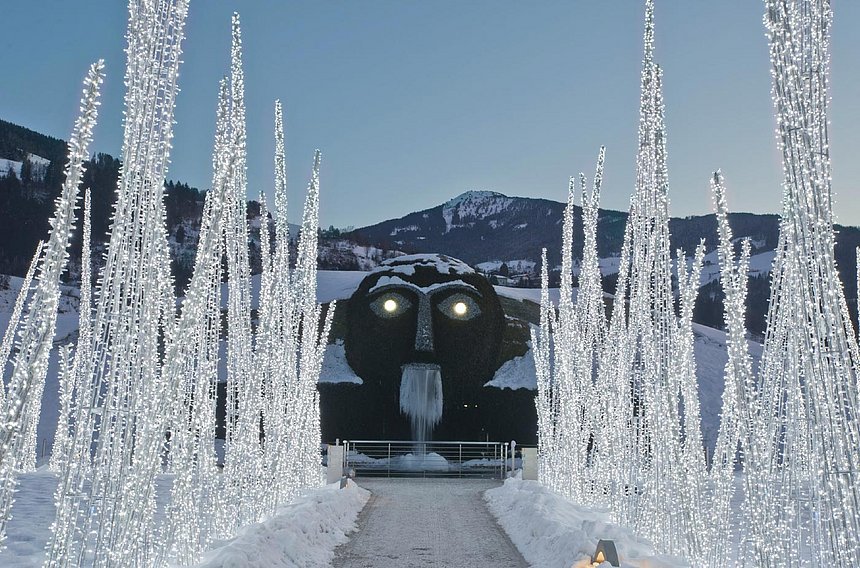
left=0, top=241, right=44, bottom=409
left=157, top=78, right=232, bottom=565
left=44, top=0, right=190, bottom=564
left=50, top=189, right=93, bottom=474
left=707, top=172, right=755, bottom=567
left=747, top=0, right=860, bottom=564
left=536, top=1, right=709, bottom=560
left=0, top=60, right=103, bottom=545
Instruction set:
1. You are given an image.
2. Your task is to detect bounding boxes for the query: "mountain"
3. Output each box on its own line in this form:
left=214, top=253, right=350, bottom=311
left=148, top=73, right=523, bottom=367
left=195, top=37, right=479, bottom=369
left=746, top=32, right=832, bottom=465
left=347, top=190, right=860, bottom=333
left=349, top=190, right=790, bottom=267
left=0, top=119, right=275, bottom=291
left=1, top=118, right=858, bottom=332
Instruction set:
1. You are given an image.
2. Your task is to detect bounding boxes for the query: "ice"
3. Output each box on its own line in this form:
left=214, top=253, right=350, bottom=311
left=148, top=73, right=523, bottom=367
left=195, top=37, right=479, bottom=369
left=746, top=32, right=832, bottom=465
left=399, top=364, right=443, bottom=450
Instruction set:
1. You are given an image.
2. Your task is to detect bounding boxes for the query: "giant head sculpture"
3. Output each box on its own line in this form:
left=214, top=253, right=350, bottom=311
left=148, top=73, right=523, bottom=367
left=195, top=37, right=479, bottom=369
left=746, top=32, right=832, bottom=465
left=341, top=253, right=505, bottom=440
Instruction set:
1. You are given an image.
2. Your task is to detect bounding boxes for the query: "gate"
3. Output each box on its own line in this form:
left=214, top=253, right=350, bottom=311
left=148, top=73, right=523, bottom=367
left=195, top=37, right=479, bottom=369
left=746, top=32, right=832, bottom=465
left=341, top=440, right=511, bottom=479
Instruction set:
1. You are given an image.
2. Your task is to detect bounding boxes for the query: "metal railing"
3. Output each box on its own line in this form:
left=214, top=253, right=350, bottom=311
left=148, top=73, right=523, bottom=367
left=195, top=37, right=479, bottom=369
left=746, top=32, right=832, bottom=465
left=341, top=440, right=512, bottom=479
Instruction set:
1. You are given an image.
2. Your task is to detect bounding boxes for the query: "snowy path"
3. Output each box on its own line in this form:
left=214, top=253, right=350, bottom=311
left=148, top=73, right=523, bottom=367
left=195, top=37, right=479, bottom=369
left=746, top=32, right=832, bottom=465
left=332, top=478, right=528, bottom=568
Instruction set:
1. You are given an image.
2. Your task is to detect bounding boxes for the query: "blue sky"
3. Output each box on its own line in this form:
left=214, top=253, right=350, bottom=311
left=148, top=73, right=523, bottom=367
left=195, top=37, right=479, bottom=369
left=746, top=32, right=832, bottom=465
left=2, top=2, right=859, bottom=228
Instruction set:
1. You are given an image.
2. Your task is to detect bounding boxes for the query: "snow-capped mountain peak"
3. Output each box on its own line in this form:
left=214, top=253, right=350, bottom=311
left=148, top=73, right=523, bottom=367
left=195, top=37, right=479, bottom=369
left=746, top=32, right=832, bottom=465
left=442, top=191, right=514, bottom=234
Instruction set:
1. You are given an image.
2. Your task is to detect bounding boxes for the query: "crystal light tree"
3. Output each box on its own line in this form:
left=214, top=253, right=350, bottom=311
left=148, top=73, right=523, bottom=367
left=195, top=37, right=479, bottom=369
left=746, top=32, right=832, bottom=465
left=0, top=60, right=104, bottom=545
left=0, top=241, right=44, bottom=410
left=536, top=1, right=710, bottom=561
left=157, top=77, right=233, bottom=565
left=604, top=0, right=706, bottom=557
left=44, top=1, right=190, bottom=564
left=29, top=2, right=335, bottom=565
left=706, top=171, right=758, bottom=567
left=745, top=0, right=860, bottom=564
left=217, top=13, right=263, bottom=537
left=49, top=189, right=94, bottom=473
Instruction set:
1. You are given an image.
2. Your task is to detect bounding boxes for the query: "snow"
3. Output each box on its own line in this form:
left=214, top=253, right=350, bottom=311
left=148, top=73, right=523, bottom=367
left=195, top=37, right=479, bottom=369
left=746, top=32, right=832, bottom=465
left=0, top=155, right=50, bottom=180
left=0, top=470, right=369, bottom=568
left=389, top=225, right=419, bottom=236
left=599, top=256, right=623, bottom=276
left=0, top=469, right=175, bottom=566
left=475, top=259, right=536, bottom=274
left=368, top=275, right=477, bottom=295
left=320, top=340, right=363, bottom=384
left=494, top=285, right=564, bottom=305
left=195, top=480, right=369, bottom=568
left=684, top=249, right=775, bottom=287
left=691, top=323, right=763, bottom=456
left=26, top=154, right=50, bottom=168
left=0, top=158, right=23, bottom=178
left=371, top=253, right=474, bottom=276
left=442, top=191, right=513, bottom=233
left=315, top=271, right=367, bottom=304
left=485, top=345, right=536, bottom=390
left=485, top=475, right=689, bottom=568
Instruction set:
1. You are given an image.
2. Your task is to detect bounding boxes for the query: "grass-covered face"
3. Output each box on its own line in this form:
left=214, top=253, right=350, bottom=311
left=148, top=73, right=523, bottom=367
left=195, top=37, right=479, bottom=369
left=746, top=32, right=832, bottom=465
left=345, top=254, right=504, bottom=399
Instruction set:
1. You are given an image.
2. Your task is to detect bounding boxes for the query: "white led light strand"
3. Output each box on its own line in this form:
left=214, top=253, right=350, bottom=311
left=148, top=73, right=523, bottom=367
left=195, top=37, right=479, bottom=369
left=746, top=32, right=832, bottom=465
left=0, top=59, right=103, bottom=546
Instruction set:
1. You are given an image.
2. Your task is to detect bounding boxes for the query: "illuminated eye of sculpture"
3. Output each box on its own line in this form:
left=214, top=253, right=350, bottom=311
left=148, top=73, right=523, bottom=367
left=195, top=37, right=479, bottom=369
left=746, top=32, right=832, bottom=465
left=370, top=291, right=412, bottom=318
left=437, top=293, right=481, bottom=321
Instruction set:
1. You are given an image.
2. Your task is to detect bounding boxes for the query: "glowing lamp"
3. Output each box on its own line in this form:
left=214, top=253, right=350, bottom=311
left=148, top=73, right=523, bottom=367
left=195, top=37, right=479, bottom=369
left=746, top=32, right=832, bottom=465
left=591, top=539, right=619, bottom=567
left=383, top=299, right=398, bottom=312
left=453, top=301, right=468, bottom=316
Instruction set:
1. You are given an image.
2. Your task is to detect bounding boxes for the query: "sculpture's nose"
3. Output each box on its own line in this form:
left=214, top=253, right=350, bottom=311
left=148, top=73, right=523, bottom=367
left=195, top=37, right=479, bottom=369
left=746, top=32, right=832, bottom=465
left=414, top=294, right=435, bottom=353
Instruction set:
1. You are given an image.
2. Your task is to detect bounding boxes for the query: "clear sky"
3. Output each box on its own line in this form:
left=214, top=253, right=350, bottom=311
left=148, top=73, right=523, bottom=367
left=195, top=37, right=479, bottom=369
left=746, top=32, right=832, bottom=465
left=2, top=2, right=859, bottom=228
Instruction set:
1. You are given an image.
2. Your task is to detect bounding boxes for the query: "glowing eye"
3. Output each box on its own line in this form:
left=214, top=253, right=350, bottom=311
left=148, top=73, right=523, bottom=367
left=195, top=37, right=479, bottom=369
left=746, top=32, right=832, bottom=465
left=437, top=293, right=481, bottom=321
left=370, top=291, right=412, bottom=318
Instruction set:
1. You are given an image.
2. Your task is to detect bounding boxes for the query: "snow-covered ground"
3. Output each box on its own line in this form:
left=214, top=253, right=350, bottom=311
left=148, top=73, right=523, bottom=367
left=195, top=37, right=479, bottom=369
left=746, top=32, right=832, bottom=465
left=485, top=474, right=689, bottom=568
left=196, top=480, right=369, bottom=568
left=0, top=154, right=51, bottom=180
left=485, top=343, right=537, bottom=390
left=0, top=468, right=368, bottom=568
left=476, top=259, right=536, bottom=274
left=686, top=248, right=775, bottom=287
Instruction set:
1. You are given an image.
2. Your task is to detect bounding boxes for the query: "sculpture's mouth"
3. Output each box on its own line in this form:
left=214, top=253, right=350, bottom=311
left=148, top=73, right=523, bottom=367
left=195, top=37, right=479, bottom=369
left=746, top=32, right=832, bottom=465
left=399, top=363, right=443, bottom=447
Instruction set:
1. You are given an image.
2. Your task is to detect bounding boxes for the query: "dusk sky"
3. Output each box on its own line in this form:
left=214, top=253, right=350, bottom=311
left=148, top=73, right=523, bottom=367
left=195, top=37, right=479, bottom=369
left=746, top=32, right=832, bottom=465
left=2, top=1, right=859, bottom=228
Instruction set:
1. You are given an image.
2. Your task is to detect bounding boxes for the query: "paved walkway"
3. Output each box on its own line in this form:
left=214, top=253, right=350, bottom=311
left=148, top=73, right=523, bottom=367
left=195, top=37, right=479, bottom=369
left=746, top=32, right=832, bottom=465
left=333, top=478, right=528, bottom=568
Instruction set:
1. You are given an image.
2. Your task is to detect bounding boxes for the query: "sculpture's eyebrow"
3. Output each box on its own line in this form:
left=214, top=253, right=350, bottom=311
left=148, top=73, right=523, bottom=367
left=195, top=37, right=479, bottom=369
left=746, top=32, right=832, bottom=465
left=368, top=276, right=481, bottom=298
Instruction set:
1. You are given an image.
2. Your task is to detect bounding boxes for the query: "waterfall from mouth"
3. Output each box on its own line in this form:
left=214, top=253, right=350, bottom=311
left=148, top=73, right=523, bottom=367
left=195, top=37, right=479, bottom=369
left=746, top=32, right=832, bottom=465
left=399, top=364, right=443, bottom=452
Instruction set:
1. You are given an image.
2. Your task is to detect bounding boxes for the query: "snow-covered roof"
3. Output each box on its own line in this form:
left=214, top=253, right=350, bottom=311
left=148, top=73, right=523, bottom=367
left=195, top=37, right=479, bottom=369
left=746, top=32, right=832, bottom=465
left=371, top=253, right=474, bottom=276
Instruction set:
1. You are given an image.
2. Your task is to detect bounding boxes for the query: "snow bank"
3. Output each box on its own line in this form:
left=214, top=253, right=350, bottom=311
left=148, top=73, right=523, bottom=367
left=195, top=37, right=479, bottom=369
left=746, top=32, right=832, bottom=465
left=485, top=476, right=689, bottom=568
left=485, top=345, right=536, bottom=389
left=195, top=480, right=370, bottom=568
left=320, top=340, right=362, bottom=384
